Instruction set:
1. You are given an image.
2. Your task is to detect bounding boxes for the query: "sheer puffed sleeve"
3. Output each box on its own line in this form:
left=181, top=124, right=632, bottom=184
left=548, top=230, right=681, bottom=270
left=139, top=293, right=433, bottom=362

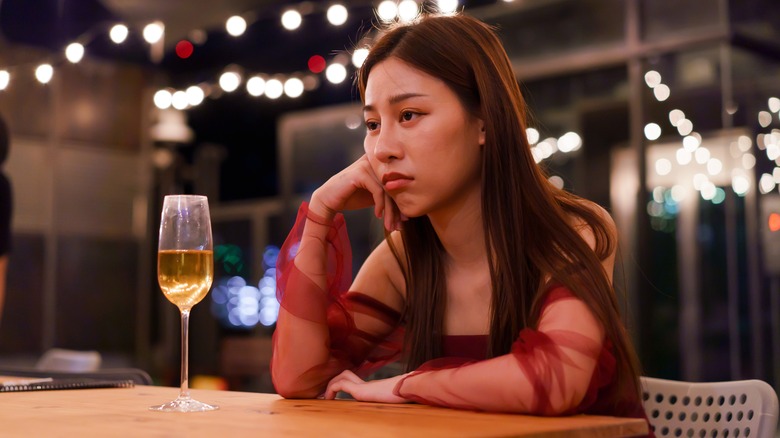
left=393, top=286, right=617, bottom=415
left=272, top=202, right=403, bottom=397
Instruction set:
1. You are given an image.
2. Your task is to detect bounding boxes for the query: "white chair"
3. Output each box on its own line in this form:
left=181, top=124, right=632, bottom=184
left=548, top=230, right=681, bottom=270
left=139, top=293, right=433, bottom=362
left=35, top=348, right=101, bottom=372
left=641, top=376, right=779, bottom=438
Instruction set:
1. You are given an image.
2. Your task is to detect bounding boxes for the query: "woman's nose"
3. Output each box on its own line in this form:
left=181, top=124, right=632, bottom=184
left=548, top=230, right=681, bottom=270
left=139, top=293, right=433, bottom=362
left=372, top=128, right=403, bottom=162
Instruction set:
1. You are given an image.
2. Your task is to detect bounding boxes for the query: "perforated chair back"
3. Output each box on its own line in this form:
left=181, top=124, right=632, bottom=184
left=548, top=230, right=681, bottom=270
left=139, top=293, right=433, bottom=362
left=641, top=376, right=779, bottom=438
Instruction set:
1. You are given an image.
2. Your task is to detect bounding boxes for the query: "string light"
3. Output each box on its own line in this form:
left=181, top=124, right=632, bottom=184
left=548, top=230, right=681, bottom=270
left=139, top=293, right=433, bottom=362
left=377, top=1, right=398, bottom=21
left=281, top=10, right=302, bottom=30
left=143, top=22, right=164, bottom=44
left=526, top=127, right=540, bottom=145
left=153, top=89, right=173, bottom=109
left=219, top=72, right=241, bottom=92
left=0, top=1, right=499, bottom=107
left=437, top=0, right=459, bottom=14
left=246, top=76, right=266, bottom=97
left=351, top=48, right=369, bottom=68
left=284, top=77, right=304, bottom=98
left=265, top=79, right=283, bottom=99
left=644, top=123, right=661, bottom=141
left=109, top=24, right=128, bottom=44
left=398, top=0, right=420, bottom=22
left=226, top=16, right=247, bottom=36
left=326, top=4, right=348, bottom=26
left=65, top=43, right=84, bottom=63
left=171, top=91, right=188, bottom=110
left=186, top=85, right=205, bottom=106
left=325, top=62, right=347, bottom=84
left=35, top=64, right=53, bottom=84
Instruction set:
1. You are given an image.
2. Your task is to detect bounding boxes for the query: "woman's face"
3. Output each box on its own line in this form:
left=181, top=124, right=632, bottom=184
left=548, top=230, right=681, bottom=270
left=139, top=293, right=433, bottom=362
left=363, top=57, right=485, bottom=218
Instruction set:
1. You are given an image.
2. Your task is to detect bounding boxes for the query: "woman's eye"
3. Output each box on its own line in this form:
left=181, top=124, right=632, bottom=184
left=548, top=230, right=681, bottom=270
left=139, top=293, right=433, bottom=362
left=401, top=111, right=416, bottom=121
left=365, top=121, right=379, bottom=131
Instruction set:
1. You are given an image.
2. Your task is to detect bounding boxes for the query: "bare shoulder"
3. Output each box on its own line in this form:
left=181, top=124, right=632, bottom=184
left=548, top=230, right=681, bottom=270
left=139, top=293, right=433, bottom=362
left=350, top=230, right=407, bottom=309
left=568, top=199, right=617, bottom=252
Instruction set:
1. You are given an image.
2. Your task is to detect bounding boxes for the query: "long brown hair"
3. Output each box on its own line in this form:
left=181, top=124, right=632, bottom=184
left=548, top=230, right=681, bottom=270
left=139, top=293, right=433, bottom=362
left=357, top=14, right=641, bottom=407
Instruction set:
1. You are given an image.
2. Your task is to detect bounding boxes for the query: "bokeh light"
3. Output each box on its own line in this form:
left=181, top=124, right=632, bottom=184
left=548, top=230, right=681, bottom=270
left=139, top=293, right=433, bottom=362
left=265, top=79, right=283, bottom=99
left=281, top=10, right=302, bottom=30
left=398, top=0, right=419, bottom=22
left=109, top=24, right=128, bottom=44
left=325, top=63, right=347, bottom=84
left=0, top=71, right=8, bottom=90
left=143, top=22, right=164, bottom=44
left=644, top=123, right=661, bottom=141
left=153, top=89, right=172, bottom=109
left=284, top=77, right=304, bottom=98
left=327, top=4, right=348, bottom=26
left=644, top=70, right=662, bottom=88
left=219, top=72, right=241, bottom=92
left=351, top=48, right=369, bottom=68
left=186, top=85, right=204, bottom=106
left=308, top=55, right=326, bottom=73
left=35, top=64, right=53, bottom=84
left=171, top=90, right=188, bottom=110
left=247, top=76, right=266, bottom=96
left=377, top=1, right=398, bottom=21
left=526, top=127, right=540, bottom=145
left=226, top=15, right=247, bottom=36
left=65, top=43, right=84, bottom=63
left=175, top=40, right=194, bottom=59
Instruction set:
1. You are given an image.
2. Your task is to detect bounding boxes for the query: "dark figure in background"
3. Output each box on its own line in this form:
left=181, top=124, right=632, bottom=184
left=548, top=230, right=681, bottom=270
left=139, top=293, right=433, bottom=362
left=0, top=114, right=12, bottom=325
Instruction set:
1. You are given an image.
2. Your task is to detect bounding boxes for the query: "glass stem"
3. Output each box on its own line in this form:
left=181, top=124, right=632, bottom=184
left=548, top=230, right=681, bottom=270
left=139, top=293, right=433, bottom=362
left=179, top=308, right=191, bottom=400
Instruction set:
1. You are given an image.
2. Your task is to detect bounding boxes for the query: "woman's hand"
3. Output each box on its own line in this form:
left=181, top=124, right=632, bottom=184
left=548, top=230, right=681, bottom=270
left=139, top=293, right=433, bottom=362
left=310, top=155, right=403, bottom=231
left=323, top=370, right=410, bottom=403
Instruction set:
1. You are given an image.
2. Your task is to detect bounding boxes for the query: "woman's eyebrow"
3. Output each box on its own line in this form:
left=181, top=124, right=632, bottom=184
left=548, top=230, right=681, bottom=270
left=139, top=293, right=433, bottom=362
left=363, top=92, right=428, bottom=113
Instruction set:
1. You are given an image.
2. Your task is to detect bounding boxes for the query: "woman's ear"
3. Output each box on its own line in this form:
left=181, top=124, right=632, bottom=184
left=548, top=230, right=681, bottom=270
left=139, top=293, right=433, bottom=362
left=478, top=119, right=486, bottom=147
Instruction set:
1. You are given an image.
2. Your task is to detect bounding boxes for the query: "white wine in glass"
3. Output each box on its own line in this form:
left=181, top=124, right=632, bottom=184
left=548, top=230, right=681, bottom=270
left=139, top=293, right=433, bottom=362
left=150, top=195, right=218, bottom=412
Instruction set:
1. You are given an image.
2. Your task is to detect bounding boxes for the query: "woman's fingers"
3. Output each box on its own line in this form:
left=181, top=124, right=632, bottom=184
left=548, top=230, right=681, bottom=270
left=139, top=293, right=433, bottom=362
left=324, top=370, right=363, bottom=399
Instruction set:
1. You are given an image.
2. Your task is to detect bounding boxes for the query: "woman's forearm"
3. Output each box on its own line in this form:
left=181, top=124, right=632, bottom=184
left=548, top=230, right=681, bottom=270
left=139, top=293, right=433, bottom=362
left=272, top=202, right=352, bottom=397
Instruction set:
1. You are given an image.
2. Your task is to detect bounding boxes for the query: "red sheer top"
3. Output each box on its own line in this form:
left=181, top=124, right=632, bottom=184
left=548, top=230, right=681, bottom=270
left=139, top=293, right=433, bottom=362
left=272, top=203, right=650, bottom=435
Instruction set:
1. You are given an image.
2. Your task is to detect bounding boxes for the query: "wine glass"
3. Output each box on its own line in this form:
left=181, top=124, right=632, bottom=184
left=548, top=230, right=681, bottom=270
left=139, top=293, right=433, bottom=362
left=150, top=195, right=218, bottom=412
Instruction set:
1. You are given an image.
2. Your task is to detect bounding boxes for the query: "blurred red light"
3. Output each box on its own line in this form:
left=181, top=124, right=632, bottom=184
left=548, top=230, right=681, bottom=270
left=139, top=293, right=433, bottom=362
left=308, top=55, right=326, bottom=74
left=770, top=213, right=780, bottom=232
left=176, top=40, right=194, bottom=59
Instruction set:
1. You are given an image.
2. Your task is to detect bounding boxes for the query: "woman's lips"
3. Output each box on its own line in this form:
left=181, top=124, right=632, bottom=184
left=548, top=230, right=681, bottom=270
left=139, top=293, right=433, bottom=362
left=382, top=172, right=413, bottom=191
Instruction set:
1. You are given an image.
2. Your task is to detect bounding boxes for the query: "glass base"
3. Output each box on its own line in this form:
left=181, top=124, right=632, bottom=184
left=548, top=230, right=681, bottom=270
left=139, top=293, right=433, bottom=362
left=149, top=396, right=218, bottom=413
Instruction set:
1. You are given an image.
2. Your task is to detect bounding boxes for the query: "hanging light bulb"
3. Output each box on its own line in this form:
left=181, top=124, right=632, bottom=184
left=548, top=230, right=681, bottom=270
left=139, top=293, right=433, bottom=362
left=247, top=76, right=266, bottom=97
left=171, top=91, right=188, bottom=110
left=110, top=24, right=128, bottom=44
left=35, top=64, right=53, bottom=84
left=65, top=43, right=85, bottom=63
left=284, top=78, right=304, bottom=98
left=0, top=71, right=9, bottom=90
left=186, top=86, right=205, bottom=106
left=143, top=22, right=164, bottom=44
left=219, top=72, right=241, bottom=92
left=437, top=0, right=459, bottom=14
left=154, top=89, right=173, bottom=109
left=327, top=4, right=348, bottom=26
left=398, top=0, right=419, bottom=22
left=226, top=16, right=247, bottom=36
left=325, top=63, right=347, bottom=84
left=352, top=48, right=369, bottom=68
left=377, top=1, right=398, bottom=22
left=281, top=10, right=302, bottom=30
left=265, top=79, right=284, bottom=99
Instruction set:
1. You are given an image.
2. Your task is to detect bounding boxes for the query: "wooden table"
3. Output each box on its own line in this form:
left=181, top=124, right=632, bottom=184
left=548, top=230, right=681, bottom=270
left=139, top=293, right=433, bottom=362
left=2, top=385, right=648, bottom=437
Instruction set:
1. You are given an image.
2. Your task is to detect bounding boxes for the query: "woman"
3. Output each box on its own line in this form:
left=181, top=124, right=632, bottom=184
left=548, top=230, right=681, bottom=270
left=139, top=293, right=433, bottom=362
left=271, top=13, right=648, bottom=423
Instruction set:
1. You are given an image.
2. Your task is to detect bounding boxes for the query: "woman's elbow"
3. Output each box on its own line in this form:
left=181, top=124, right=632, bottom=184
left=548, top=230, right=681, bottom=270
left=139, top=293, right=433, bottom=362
left=271, top=371, right=322, bottom=399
